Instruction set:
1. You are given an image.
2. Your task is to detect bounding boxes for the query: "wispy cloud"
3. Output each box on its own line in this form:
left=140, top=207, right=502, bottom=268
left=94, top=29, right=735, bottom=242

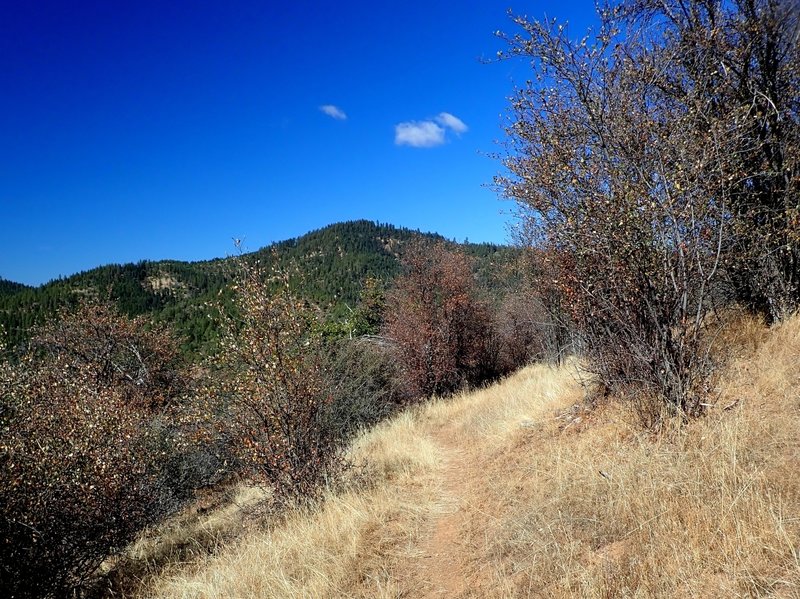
left=436, top=112, right=468, bottom=134
left=319, top=104, right=347, bottom=120
left=394, top=121, right=446, bottom=147
left=394, top=112, right=468, bottom=148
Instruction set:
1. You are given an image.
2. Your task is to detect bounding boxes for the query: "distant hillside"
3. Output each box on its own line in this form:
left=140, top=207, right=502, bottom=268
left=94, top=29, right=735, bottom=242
left=0, top=220, right=517, bottom=357
left=254, top=220, right=514, bottom=308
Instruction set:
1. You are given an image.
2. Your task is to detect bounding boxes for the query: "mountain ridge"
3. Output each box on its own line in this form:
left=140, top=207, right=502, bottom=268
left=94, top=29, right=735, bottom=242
left=0, top=220, right=516, bottom=356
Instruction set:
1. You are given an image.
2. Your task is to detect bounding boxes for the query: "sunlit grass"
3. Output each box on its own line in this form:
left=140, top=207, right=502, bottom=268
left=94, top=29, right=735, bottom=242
left=133, top=314, right=800, bottom=598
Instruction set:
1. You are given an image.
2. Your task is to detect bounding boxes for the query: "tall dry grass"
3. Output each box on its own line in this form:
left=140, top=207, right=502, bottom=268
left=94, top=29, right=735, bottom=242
left=140, top=411, right=445, bottom=598
left=136, top=363, right=580, bottom=598
left=133, top=314, right=799, bottom=598
left=466, top=313, right=800, bottom=597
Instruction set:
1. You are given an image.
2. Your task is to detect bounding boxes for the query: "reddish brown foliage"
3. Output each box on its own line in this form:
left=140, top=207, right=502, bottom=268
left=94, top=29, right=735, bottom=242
left=383, top=243, right=497, bottom=399
left=0, top=301, right=192, bottom=598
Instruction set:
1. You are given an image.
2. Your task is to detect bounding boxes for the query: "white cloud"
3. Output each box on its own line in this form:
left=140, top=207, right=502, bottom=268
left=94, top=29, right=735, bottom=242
left=319, top=104, right=347, bottom=120
left=436, top=112, right=468, bottom=134
left=394, top=112, right=468, bottom=148
left=394, top=120, right=446, bottom=147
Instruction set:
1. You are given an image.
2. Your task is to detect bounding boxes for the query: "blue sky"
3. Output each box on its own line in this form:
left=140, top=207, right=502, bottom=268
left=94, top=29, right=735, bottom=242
left=0, top=1, right=598, bottom=286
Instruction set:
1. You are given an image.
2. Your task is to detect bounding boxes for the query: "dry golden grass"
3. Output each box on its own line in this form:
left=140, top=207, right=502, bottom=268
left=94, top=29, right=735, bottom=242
left=97, top=484, right=267, bottom=595
left=135, top=315, right=800, bottom=598
left=140, top=410, right=446, bottom=598
left=467, top=314, right=800, bottom=598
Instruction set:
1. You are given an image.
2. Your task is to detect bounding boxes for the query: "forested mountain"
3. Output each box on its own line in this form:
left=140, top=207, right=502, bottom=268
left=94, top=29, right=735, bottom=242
left=0, top=279, right=31, bottom=297
left=0, top=220, right=516, bottom=357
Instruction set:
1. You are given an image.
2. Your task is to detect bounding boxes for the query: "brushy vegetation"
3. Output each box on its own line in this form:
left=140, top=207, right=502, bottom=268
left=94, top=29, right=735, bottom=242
left=383, top=242, right=500, bottom=398
left=202, top=256, right=349, bottom=506
left=134, top=313, right=800, bottom=598
left=0, top=246, right=527, bottom=598
left=1, top=2, right=797, bottom=596
left=497, top=0, right=799, bottom=417
left=0, top=302, right=197, bottom=598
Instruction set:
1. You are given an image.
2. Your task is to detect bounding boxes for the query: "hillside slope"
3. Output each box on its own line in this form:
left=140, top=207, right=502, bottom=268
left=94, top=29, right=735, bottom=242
left=0, top=220, right=516, bottom=356
left=0, top=278, right=31, bottom=296
left=134, top=314, right=800, bottom=598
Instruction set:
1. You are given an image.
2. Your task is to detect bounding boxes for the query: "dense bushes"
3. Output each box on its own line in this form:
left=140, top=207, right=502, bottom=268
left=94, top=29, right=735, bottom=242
left=497, top=0, right=799, bottom=417
left=382, top=243, right=500, bottom=398
left=0, top=302, right=195, bottom=598
left=322, top=336, right=409, bottom=440
left=0, top=261, right=414, bottom=597
left=204, top=258, right=348, bottom=505
left=380, top=242, right=549, bottom=400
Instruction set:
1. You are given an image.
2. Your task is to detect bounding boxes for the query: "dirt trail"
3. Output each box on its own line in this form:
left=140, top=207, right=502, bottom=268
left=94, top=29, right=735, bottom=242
left=398, top=426, right=484, bottom=598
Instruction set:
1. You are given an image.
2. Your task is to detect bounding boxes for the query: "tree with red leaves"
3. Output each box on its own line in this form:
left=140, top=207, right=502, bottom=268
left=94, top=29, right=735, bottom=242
left=383, top=242, right=496, bottom=399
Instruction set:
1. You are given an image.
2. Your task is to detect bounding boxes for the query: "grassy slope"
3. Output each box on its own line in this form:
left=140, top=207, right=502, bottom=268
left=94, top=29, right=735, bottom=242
left=135, top=314, right=799, bottom=598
